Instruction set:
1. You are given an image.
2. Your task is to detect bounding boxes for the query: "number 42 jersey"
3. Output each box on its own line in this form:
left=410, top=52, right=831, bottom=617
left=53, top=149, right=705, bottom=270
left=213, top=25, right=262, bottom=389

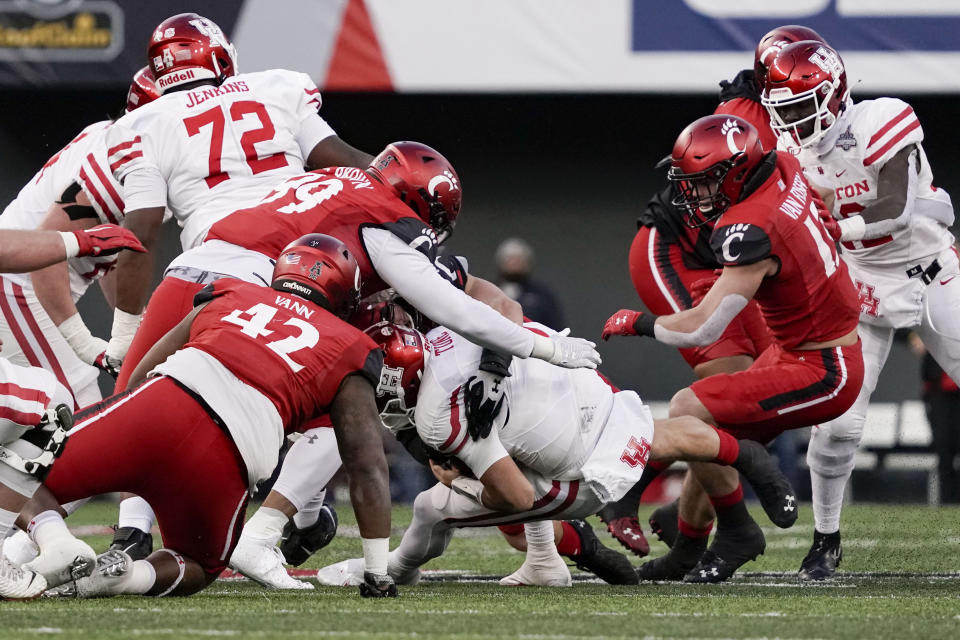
left=107, top=69, right=336, bottom=250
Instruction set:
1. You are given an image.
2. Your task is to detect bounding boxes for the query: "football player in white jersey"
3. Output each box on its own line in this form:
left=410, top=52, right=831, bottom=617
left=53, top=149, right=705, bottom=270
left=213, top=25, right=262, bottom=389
left=106, top=12, right=373, bottom=381
left=0, top=223, right=144, bottom=599
left=316, top=321, right=796, bottom=588
left=763, top=41, right=958, bottom=580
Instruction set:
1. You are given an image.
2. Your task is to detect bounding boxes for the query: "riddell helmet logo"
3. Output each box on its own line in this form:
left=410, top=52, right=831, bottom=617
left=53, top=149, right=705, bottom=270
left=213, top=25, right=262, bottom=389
left=157, top=69, right=197, bottom=90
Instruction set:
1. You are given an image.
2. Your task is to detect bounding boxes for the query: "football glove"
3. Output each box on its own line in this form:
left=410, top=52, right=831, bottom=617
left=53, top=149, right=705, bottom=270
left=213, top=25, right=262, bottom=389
left=72, top=225, right=146, bottom=257
left=359, top=572, right=398, bottom=598
left=601, top=309, right=645, bottom=340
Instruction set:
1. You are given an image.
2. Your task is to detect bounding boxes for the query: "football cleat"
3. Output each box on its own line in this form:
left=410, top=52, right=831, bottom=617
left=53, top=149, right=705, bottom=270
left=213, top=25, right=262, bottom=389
left=316, top=557, right=421, bottom=587
left=601, top=515, right=650, bottom=557
left=500, top=552, right=572, bottom=587
left=564, top=519, right=638, bottom=585
left=648, top=500, right=679, bottom=548
left=0, top=555, right=47, bottom=600
left=798, top=530, right=842, bottom=581
left=682, top=521, right=766, bottom=584
left=108, top=526, right=154, bottom=561
left=278, top=504, right=338, bottom=567
left=733, top=439, right=799, bottom=528
left=636, top=533, right=707, bottom=581
left=359, top=572, right=398, bottom=598
left=228, top=539, right=313, bottom=590
left=24, top=536, right=95, bottom=588
left=51, top=549, right=131, bottom=598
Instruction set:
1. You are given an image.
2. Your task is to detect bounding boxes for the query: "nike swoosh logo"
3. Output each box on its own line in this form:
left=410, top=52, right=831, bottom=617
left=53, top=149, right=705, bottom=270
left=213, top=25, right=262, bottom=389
left=835, top=170, right=846, bottom=177
left=941, top=276, right=956, bottom=285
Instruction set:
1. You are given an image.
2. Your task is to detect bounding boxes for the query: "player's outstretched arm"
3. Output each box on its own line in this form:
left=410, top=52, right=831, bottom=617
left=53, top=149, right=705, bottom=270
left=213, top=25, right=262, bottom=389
left=464, top=275, right=524, bottom=324
left=125, top=304, right=203, bottom=389
left=0, top=226, right=144, bottom=273
left=330, top=374, right=396, bottom=597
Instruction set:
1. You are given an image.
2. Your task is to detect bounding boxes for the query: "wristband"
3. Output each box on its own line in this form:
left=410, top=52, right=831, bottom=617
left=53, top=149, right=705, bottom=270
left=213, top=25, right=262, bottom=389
left=451, top=476, right=485, bottom=504
left=838, top=216, right=866, bottom=242
left=111, top=308, right=143, bottom=339
left=634, top=313, right=658, bottom=337
left=57, top=313, right=106, bottom=364
left=361, top=537, right=390, bottom=576
left=478, top=348, right=512, bottom=378
left=60, top=232, right=80, bottom=259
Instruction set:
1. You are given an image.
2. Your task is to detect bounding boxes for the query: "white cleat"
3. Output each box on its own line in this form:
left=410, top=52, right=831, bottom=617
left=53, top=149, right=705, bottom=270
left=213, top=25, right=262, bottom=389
left=316, top=558, right=364, bottom=586
left=2, top=530, right=39, bottom=566
left=25, top=536, right=95, bottom=588
left=229, top=540, right=313, bottom=590
left=49, top=550, right=131, bottom=598
left=499, top=553, right=572, bottom=587
left=0, top=555, right=47, bottom=600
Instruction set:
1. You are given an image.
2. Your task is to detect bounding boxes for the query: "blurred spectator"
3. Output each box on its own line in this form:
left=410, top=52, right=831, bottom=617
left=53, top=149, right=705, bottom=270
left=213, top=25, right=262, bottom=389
left=494, top=238, right=564, bottom=329
left=909, top=333, right=960, bottom=504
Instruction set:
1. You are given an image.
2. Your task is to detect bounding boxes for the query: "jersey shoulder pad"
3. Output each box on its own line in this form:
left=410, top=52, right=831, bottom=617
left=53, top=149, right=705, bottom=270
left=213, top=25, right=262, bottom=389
left=854, top=98, right=923, bottom=167
left=710, top=221, right=772, bottom=266
left=377, top=218, right=441, bottom=261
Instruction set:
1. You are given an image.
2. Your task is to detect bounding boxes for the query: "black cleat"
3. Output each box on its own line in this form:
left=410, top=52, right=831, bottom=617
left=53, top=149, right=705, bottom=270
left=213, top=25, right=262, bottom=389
left=565, top=519, right=638, bottom=585
left=108, top=527, right=153, bottom=561
left=683, top=521, right=765, bottom=584
left=648, top=500, right=679, bottom=548
left=636, top=533, right=707, bottom=581
left=798, top=530, right=842, bottom=581
left=278, top=504, right=338, bottom=567
left=733, top=439, right=798, bottom=528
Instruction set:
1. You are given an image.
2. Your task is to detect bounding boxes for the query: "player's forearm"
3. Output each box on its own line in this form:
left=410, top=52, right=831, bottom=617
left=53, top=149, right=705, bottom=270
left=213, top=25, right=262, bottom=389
left=465, top=276, right=524, bottom=325
left=0, top=230, right=72, bottom=272
left=652, top=295, right=749, bottom=348
left=30, top=262, right=79, bottom=325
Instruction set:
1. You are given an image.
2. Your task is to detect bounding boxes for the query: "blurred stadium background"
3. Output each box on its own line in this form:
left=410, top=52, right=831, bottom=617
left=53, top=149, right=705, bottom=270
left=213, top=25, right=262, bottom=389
left=1, top=0, right=958, bottom=504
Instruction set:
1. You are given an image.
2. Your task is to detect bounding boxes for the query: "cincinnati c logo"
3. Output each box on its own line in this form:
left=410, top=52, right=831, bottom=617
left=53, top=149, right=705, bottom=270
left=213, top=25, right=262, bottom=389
left=721, top=119, right=746, bottom=155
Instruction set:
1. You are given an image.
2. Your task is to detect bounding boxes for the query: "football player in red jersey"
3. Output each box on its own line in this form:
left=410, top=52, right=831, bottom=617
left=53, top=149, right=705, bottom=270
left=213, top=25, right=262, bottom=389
left=603, top=114, right=864, bottom=582
left=18, top=234, right=397, bottom=599
left=599, top=25, right=828, bottom=558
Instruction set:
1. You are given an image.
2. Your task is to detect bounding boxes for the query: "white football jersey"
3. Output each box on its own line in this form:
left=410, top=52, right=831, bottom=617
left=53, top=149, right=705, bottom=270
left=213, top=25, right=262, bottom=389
left=794, top=97, right=954, bottom=267
left=415, top=324, right=615, bottom=481
left=0, top=121, right=125, bottom=302
left=106, top=69, right=336, bottom=250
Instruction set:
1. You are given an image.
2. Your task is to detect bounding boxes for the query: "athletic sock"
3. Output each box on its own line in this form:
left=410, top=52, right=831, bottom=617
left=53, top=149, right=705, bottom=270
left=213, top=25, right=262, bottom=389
left=117, top=496, right=155, bottom=534
left=121, top=559, right=157, bottom=595
left=711, top=428, right=740, bottom=465
left=242, top=507, right=288, bottom=546
left=708, top=484, right=751, bottom=530
left=555, top=521, right=582, bottom=557
left=523, top=521, right=556, bottom=559
left=28, top=510, right=73, bottom=549
left=292, top=489, right=325, bottom=530
left=677, top=516, right=713, bottom=540
left=810, top=470, right=846, bottom=535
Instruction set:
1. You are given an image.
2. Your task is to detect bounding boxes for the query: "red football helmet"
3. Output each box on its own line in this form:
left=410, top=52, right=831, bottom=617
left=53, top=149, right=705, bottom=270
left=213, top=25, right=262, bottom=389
left=667, top=114, right=765, bottom=228
left=754, top=25, right=827, bottom=93
left=367, top=142, right=462, bottom=242
left=271, top=233, right=361, bottom=319
left=364, top=321, right=427, bottom=424
left=761, top=41, right=849, bottom=150
left=148, top=13, right=238, bottom=94
left=125, top=66, right=161, bottom=114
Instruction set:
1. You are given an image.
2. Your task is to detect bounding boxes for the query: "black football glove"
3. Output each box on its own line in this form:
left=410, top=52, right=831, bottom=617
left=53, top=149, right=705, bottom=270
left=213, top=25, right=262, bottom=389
left=359, top=572, right=398, bottom=598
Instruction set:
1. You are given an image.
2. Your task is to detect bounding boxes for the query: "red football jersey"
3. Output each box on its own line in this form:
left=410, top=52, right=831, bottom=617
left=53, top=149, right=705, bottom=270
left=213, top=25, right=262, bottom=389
left=205, top=167, right=441, bottom=296
left=186, top=279, right=381, bottom=431
left=709, top=152, right=859, bottom=349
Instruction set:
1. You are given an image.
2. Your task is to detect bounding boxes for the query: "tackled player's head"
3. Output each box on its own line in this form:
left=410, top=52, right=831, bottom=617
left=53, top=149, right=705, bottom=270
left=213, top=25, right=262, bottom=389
left=367, top=142, right=462, bottom=243
left=271, top=233, right=361, bottom=319
left=364, top=321, right=427, bottom=427
left=667, top=114, right=766, bottom=228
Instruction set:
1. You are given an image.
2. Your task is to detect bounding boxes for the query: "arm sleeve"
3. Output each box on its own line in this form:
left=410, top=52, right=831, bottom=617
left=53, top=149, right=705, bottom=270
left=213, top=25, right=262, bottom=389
left=364, top=228, right=536, bottom=358
left=292, top=72, right=336, bottom=159
left=106, top=122, right=166, bottom=211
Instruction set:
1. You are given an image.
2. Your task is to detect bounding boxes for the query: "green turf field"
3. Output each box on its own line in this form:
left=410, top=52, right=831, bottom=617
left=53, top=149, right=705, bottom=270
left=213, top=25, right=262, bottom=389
left=3, top=500, right=960, bottom=639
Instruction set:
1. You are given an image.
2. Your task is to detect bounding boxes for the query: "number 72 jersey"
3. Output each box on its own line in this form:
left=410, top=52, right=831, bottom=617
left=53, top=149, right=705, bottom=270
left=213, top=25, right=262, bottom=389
left=709, top=151, right=860, bottom=349
left=106, top=69, right=336, bottom=250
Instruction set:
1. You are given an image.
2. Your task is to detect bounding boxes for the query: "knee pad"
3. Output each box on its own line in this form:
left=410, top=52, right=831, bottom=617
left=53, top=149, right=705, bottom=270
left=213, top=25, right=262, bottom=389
left=807, top=427, right=859, bottom=478
left=0, top=405, right=71, bottom=482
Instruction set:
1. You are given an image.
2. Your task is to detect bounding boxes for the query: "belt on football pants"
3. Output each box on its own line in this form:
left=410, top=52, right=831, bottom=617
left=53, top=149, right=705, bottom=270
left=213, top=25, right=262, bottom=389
left=164, top=265, right=234, bottom=285
left=906, top=259, right=942, bottom=285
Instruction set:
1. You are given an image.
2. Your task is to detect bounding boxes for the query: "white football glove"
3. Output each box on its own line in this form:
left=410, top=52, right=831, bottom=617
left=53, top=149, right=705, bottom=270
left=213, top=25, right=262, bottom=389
left=530, top=328, right=601, bottom=369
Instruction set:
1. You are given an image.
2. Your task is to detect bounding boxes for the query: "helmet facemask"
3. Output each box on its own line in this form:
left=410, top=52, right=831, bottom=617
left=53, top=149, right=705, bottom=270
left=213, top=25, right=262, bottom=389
left=764, top=80, right=840, bottom=150
left=669, top=160, right=738, bottom=228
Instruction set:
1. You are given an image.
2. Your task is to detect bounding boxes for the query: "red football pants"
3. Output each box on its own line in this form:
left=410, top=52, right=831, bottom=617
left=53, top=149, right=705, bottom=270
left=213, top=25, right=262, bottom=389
left=44, top=376, right=249, bottom=575
left=629, top=226, right=773, bottom=369
left=691, top=340, right=865, bottom=443
left=114, top=277, right=206, bottom=392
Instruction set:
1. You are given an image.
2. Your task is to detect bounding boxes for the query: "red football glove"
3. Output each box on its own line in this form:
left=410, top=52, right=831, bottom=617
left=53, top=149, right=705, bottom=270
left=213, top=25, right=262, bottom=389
left=602, top=309, right=644, bottom=341
left=73, top=225, right=146, bottom=257
left=818, top=210, right=842, bottom=242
